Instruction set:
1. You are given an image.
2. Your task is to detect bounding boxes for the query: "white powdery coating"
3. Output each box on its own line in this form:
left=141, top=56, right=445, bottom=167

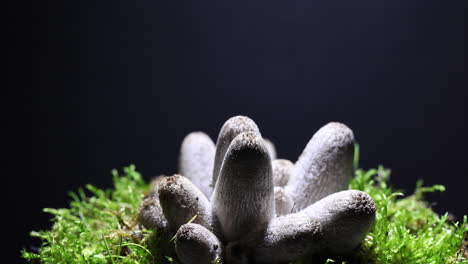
left=274, top=187, right=293, bottom=216
left=264, top=138, right=277, bottom=160
left=302, top=190, right=376, bottom=255
left=211, top=132, right=274, bottom=242
left=158, top=175, right=213, bottom=232
left=212, top=116, right=261, bottom=187
left=286, top=122, right=355, bottom=211
left=179, top=132, right=215, bottom=198
left=272, top=159, right=293, bottom=187
left=175, top=223, right=222, bottom=264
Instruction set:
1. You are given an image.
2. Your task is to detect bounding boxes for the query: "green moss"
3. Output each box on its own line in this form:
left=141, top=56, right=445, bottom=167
left=22, top=162, right=467, bottom=264
left=21, top=165, right=166, bottom=264
left=350, top=166, right=467, bottom=264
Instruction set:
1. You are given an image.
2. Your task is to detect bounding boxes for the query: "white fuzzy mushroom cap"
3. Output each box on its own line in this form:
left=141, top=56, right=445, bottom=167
left=212, top=116, right=261, bottom=187
left=158, top=175, right=213, bottom=232
left=179, top=131, right=215, bottom=198
left=212, top=131, right=274, bottom=242
left=286, top=122, right=355, bottom=211
left=175, top=223, right=223, bottom=264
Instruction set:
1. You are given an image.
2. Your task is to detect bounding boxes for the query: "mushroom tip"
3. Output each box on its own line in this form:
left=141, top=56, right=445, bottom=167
left=212, top=115, right=261, bottom=186
left=182, top=131, right=212, bottom=142
left=137, top=193, right=167, bottom=230
left=320, top=122, right=355, bottom=143
left=229, top=131, right=268, bottom=154
left=159, top=174, right=182, bottom=189
left=220, top=116, right=260, bottom=136
left=175, top=223, right=222, bottom=264
left=347, top=190, right=376, bottom=216
left=324, top=121, right=351, bottom=130
left=226, top=115, right=254, bottom=122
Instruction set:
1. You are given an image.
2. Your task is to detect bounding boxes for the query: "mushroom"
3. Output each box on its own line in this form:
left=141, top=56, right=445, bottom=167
left=138, top=115, right=376, bottom=264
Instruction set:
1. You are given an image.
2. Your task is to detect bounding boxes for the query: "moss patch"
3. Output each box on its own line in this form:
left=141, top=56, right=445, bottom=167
left=22, top=163, right=467, bottom=264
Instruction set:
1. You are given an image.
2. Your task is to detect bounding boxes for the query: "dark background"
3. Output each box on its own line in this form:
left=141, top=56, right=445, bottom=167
left=11, top=0, right=467, bottom=263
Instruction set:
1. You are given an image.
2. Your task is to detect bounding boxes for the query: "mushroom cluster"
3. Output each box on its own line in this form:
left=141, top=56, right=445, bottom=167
left=138, top=116, right=376, bottom=264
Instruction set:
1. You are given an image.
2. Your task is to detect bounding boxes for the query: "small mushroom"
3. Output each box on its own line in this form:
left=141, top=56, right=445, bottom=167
left=138, top=193, right=167, bottom=230
left=158, top=175, right=212, bottom=232
left=302, top=190, right=376, bottom=255
left=286, top=122, right=355, bottom=211
left=179, top=131, right=215, bottom=198
left=175, top=223, right=223, bottom=264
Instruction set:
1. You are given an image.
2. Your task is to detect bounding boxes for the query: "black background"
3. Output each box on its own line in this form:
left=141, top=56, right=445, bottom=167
left=11, top=0, right=467, bottom=263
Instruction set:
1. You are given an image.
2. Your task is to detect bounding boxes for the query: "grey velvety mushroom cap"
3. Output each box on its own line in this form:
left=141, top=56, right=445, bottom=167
left=137, top=193, right=167, bottom=230
left=211, top=131, right=274, bottom=242
left=286, top=122, right=355, bottom=211
left=175, top=223, right=223, bottom=264
left=212, top=116, right=261, bottom=186
left=158, top=175, right=213, bottom=232
left=303, top=190, right=376, bottom=255
left=179, top=131, right=215, bottom=198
